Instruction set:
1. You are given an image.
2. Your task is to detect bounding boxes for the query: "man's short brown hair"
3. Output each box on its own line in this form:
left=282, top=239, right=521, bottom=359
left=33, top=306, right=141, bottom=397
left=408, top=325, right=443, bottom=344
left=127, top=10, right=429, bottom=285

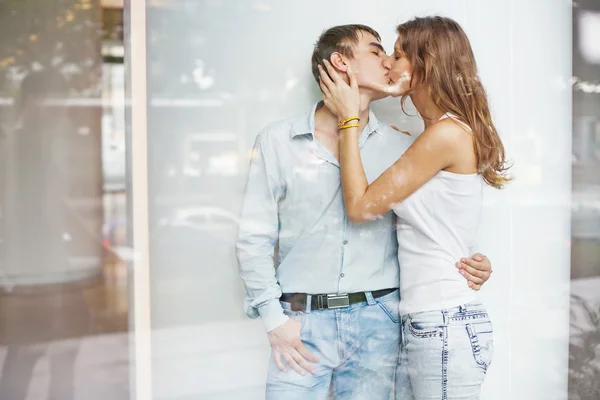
left=311, top=24, right=382, bottom=85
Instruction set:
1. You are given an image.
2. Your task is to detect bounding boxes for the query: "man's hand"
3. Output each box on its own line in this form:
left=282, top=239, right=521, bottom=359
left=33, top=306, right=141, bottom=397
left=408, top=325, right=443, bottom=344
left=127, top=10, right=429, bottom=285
left=455, top=253, right=492, bottom=291
left=267, top=318, right=319, bottom=376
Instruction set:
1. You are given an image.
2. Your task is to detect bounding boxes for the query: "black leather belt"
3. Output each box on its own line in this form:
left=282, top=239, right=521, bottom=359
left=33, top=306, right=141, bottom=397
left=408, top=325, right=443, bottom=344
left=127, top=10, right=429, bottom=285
left=280, top=288, right=397, bottom=312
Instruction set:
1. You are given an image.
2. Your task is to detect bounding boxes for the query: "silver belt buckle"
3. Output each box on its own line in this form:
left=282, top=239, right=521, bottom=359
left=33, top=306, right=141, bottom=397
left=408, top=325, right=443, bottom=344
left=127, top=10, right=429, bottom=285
left=327, top=294, right=350, bottom=309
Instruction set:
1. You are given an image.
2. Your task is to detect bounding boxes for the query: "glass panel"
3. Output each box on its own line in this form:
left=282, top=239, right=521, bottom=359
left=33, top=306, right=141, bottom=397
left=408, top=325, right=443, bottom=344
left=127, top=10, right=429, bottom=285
left=569, top=1, right=600, bottom=399
left=0, top=1, right=582, bottom=399
left=144, top=1, right=572, bottom=399
left=0, top=1, right=129, bottom=399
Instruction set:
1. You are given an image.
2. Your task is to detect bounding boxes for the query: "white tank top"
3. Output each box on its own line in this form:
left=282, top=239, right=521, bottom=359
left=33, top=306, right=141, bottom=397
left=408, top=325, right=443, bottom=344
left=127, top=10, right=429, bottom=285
left=393, top=113, right=483, bottom=315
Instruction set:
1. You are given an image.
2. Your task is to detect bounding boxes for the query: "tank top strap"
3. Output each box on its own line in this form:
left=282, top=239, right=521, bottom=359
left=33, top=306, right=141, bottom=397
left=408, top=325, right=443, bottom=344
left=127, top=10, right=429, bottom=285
left=439, top=112, right=472, bottom=132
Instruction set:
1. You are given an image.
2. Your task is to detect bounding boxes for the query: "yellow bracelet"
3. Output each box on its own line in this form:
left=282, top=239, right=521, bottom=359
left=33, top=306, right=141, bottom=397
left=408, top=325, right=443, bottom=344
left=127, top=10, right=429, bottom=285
left=338, top=123, right=360, bottom=130
left=338, top=116, right=360, bottom=127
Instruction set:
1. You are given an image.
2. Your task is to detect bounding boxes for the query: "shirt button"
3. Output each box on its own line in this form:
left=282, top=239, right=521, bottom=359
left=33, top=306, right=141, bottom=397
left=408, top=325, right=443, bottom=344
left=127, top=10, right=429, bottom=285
left=343, top=240, right=348, bottom=245
left=340, top=273, right=345, bottom=278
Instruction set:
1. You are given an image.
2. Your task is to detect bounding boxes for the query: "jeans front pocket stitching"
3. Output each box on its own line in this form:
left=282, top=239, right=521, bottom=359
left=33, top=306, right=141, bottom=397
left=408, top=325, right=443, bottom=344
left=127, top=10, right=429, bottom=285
left=407, top=316, right=443, bottom=338
left=466, top=323, right=491, bottom=370
left=442, top=325, right=449, bottom=400
left=376, top=300, right=400, bottom=324
left=450, top=312, right=488, bottom=322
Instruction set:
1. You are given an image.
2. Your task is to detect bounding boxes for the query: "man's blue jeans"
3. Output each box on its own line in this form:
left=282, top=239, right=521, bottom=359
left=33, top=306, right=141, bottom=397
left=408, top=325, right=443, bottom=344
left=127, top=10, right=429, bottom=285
left=266, top=290, right=401, bottom=400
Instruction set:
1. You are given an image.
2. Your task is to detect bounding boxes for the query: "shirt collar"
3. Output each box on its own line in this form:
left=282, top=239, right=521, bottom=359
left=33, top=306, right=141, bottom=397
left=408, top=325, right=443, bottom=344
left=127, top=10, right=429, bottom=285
left=290, top=101, right=383, bottom=139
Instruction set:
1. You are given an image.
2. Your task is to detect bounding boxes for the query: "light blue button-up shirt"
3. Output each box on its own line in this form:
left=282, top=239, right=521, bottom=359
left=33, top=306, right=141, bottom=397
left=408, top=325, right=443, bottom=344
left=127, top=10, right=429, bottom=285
left=236, top=102, right=415, bottom=331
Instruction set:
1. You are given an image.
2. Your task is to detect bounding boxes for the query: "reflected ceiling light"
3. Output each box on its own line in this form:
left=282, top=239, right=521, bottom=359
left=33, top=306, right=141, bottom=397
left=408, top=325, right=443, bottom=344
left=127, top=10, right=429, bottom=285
left=579, top=10, right=600, bottom=65
left=101, top=0, right=123, bottom=9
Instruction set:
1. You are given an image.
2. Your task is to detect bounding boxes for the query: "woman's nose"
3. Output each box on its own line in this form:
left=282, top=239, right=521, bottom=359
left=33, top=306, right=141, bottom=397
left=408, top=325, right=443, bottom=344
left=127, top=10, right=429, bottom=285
left=382, top=55, right=391, bottom=69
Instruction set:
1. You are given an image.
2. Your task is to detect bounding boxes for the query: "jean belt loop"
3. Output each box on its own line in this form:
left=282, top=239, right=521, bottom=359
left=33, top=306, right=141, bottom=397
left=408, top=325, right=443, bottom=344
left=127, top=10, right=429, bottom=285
left=364, top=291, right=376, bottom=306
left=305, top=294, right=312, bottom=313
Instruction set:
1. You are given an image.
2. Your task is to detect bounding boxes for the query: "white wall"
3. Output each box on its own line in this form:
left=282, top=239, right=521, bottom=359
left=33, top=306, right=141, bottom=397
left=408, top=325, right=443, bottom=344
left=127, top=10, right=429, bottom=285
left=143, top=1, right=572, bottom=398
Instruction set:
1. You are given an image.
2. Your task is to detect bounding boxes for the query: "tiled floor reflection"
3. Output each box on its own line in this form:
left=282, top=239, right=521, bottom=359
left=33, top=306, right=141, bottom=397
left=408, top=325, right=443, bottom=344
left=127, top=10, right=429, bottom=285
left=0, top=333, right=130, bottom=400
left=0, top=190, right=129, bottom=400
left=0, top=253, right=129, bottom=399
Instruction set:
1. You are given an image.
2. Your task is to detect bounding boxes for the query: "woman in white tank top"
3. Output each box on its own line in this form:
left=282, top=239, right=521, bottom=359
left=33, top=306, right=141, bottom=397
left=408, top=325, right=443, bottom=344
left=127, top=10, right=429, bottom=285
left=318, top=16, right=511, bottom=400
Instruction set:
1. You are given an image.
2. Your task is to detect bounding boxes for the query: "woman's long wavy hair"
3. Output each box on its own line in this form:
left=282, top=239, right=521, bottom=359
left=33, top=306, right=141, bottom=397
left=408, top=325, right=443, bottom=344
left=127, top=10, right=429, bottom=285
left=397, top=16, right=512, bottom=188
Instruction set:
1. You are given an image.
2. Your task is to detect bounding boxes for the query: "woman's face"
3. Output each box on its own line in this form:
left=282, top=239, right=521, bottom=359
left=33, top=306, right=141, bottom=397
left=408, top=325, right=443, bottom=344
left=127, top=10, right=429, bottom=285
left=384, top=36, right=413, bottom=97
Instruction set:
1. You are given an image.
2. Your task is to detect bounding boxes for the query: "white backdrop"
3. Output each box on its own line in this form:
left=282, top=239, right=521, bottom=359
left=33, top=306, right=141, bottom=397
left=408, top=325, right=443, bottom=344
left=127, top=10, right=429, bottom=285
left=141, top=1, right=572, bottom=399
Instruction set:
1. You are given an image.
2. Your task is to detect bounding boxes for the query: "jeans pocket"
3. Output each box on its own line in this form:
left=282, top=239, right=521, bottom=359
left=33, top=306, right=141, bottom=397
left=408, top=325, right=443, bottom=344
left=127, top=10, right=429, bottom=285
left=466, top=320, right=493, bottom=371
left=407, top=314, right=443, bottom=338
left=376, top=297, right=400, bottom=323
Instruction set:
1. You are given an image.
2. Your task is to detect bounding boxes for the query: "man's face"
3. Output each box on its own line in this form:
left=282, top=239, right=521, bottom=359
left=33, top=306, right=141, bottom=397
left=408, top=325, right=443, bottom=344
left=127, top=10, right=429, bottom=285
left=346, top=31, right=390, bottom=100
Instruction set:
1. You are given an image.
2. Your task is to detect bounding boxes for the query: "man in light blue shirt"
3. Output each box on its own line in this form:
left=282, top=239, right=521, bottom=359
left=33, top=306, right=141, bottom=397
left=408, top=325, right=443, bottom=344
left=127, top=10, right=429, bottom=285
left=236, top=24, right=492, bottom=399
